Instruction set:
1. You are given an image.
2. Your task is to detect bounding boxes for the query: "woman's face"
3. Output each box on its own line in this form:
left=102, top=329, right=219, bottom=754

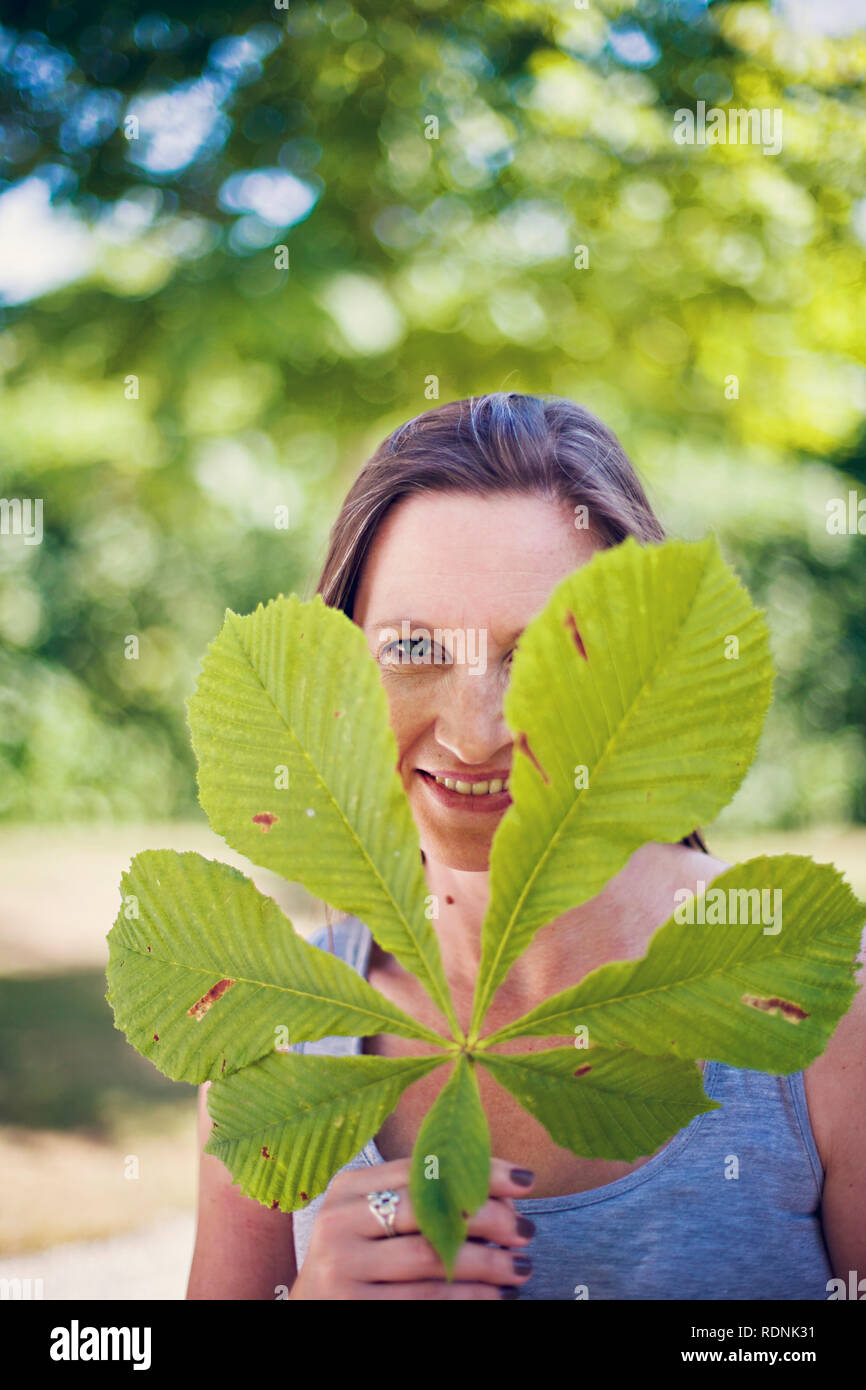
left=351, top=490, right=601, bottom=870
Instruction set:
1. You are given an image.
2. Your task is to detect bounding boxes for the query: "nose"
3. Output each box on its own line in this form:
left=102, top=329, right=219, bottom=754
left=433, top=666, right=511, bottom=769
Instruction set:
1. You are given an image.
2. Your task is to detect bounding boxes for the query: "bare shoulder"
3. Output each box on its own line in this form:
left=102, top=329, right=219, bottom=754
left=804, top=923, right=866, bottom=1275
left=678, top=844, right=865, bottom=1106
left=652, top=844, right=865, bottom=1184
left=643, top=842, right=732, bottom=919
left=654, top=841, right=731, bottom=880
left=803, top=923, right=866, bottom=1160
left=606, top=843, right=733, bottom=952
left=684, top=847, right=732, bottom=883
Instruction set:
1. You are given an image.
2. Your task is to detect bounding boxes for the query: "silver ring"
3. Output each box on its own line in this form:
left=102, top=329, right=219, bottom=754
left=366, top=1188, right=400, bottom=1236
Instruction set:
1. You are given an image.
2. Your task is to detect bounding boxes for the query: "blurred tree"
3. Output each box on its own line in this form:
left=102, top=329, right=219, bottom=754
left=0, top=0, right=864, bottom=825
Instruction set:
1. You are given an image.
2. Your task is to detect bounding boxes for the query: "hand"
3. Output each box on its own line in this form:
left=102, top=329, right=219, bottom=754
left=289, top=1156, right=536, bottom=1299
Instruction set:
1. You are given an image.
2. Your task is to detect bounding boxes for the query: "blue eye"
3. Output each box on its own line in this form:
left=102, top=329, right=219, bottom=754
left=381, top=636, right=435, bottom=664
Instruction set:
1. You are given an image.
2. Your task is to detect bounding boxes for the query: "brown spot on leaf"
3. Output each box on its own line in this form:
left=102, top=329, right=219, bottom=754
left=262, top=1146, right=271, bottom=1159
left=221, top=1057, right=226, bottom=1074
left=573, top=1064, right=593, bottom=1077
left=152, top=1033, right=159, bottom=1042
left=300, top=1191, right=308, bottom=1202
left=563, top=609, right=588, bottom=661
left=252, top=812, right=278, bottom=831
left=146, top=945, right=151, bottom=953
left=187, top=978, right=236, bottom=1020
left=742, top=994, right=809, bottom=1023
left=517, top=731, right=550, bottom=784
left=333, top=710, right=342, bottom=717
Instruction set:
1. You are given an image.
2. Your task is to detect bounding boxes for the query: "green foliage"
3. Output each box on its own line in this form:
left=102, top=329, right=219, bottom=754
left=480, top=854, right=864, bottom=1070
left=2, top=1, right=866, bottom=824
left=106, top=535, right=865, bottom=1278
left=467, top=533, right=773, bottom=1037
left=409, top=1055, right=491, bottom=1275
left=206, top=1051, right=446, bottom=1216
left=107, top=849, right=448, bottom=1084
left=186, top=591, right=461, bottom=1036
left=477, top=1047, right=718, bottom=1161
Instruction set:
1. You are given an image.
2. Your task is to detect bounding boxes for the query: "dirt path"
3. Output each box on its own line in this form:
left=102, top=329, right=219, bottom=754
left=0, top=1214, right=196, bottom=1300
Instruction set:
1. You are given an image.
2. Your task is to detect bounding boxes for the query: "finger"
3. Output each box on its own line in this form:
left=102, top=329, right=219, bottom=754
left=348, top=1185, right=532, bottom=1248
left=346, top=1232, right=533, bottom=1288
left=466, top=1197, right=534, bottom=1246
left=332, top=1158, right=413, bottom=1196
left=330, top=1157, right=536, bottom=1207
left=353, top=1280, right=511, bottom=1301
left=488, top=1158, right=537, bottom=1197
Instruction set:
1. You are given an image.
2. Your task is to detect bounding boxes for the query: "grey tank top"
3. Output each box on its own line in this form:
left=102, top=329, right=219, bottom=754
left=290, top=916, right=833, bottom=1300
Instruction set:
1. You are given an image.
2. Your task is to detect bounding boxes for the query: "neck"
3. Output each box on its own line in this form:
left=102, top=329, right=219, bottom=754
left=417, top=844, right=662, bottom=1018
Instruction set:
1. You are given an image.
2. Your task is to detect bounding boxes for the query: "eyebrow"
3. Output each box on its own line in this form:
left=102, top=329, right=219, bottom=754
left=367, top=618, right=437, bottom=633
left=368, top=617, right=525, bottom=635
left=367, top=618, right=527, bottom=645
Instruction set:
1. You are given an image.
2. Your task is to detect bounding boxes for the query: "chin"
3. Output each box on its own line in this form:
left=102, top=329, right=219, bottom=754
left=416, top=821, right=495, bottom=871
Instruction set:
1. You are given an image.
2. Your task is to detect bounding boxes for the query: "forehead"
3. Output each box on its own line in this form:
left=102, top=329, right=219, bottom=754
left=351, top=490, right=600, bottom=631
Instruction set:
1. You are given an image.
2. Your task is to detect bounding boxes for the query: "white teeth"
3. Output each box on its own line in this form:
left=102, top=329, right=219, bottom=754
left=431, top=775, right=508, bottom=796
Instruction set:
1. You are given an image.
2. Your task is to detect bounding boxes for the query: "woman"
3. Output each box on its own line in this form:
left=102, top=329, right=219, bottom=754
left=187, top=392, right=866, bottom=1300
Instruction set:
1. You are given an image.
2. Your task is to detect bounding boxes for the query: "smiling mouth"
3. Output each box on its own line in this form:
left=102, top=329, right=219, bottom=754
left=418, top=770, right=510, bottom=797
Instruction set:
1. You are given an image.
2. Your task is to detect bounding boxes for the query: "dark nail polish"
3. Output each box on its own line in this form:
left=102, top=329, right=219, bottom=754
left=510, top=1167, right=535, bottom=1187
left=516, top=1216, right=536, bottom=1239
left=512, top=1254, right=533, bottom=1275
left=499, top=1285, right=520, bottom=1299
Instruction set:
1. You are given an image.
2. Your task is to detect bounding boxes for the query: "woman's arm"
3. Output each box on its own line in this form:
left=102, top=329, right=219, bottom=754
left=817, top=930, right=866, bottom=1287
left=186, top=1081, right=298, bottom=1300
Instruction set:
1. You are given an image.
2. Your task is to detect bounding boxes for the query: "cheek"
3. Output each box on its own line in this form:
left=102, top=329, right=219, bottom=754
left=380, top=679, right=434, bottom=762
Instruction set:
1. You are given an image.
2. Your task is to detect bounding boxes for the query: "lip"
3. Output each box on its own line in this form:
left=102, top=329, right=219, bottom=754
left=420, top=768, right=511, bottom=781
left=416, top=768, right=512, bottom=812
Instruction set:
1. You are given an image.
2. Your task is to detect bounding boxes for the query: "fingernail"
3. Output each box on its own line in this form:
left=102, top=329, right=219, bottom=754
left=512, top=1254, right=533, bottom=1275
left=499, top=1286, right=520, bottom=1299
left=516, top=1216, right=536, bottom=1239
left=510, top=1167, right=535, bottom=1187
